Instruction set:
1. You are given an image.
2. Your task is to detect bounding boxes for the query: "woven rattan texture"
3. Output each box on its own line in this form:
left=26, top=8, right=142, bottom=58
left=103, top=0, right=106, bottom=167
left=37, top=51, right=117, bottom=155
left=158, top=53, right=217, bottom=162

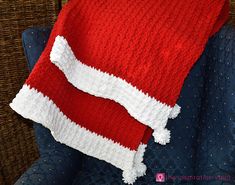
left=230, top=0, right=235, bottom=24
left=0, top=1, right=58, bottom=185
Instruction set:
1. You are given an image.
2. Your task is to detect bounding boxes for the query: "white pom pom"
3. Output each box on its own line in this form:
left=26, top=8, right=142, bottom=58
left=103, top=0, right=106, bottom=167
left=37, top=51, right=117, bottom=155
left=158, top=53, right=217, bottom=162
left=122, top=169, right=138, bottom=184
left=153, top=128, right=171, bottom=145
left=169, top=104, right=181, bottom=119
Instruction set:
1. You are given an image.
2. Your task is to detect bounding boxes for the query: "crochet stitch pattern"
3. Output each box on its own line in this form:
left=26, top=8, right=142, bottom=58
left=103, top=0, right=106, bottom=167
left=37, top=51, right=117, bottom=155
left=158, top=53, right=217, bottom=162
left=10, top=0, right=229, bottom=184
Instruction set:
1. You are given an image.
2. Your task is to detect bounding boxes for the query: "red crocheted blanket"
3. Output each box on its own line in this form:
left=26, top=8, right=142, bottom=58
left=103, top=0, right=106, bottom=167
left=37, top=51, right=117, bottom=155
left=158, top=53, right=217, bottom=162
left=10, top=0, right=229, bottom=183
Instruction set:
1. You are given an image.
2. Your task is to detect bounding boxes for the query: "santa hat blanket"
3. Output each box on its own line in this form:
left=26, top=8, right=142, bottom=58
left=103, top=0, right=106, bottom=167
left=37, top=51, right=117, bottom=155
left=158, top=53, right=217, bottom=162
left=10, top=0, right=229, bottom=184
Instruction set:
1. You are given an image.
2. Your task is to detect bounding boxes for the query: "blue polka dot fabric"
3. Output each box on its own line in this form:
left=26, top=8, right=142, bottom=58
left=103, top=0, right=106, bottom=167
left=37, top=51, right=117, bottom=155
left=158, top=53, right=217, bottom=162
left=14, top=151, right=81, bottom=185
left=195, top=25, right=235, bottom=185
left=15, top=25, right=235, bottom=185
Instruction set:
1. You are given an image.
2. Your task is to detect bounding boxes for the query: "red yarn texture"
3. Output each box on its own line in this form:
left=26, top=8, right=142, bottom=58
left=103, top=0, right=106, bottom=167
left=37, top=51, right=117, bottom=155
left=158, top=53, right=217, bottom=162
left=26, top=0, right=229, bottom=149
left=26, top=47, right=147, bottom=150
left=51, top=0, right=229, bottom=106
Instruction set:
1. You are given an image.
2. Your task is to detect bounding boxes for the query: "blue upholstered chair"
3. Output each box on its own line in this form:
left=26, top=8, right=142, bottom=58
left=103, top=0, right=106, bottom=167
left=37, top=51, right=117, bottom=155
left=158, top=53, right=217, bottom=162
left=15, top=25, right=235, bottom=185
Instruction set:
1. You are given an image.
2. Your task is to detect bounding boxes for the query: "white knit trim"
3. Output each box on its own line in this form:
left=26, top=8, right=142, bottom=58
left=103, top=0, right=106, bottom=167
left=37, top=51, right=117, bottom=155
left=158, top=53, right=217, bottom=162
left=122, top=143, right=147, bottom=184
left=50, top=35, right=181, bottom=145
left=133, top=144, right=147, bottom=177
left=9, top=84, right=146, bottom=184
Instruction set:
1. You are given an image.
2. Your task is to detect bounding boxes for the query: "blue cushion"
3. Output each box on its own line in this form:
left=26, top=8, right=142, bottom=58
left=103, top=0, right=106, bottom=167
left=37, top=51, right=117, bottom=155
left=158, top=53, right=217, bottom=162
left=14, top=151, right=81, bottom=185
left=15, top=28, right=83, bottom=185
left=195, top=25, right=235, bottom=185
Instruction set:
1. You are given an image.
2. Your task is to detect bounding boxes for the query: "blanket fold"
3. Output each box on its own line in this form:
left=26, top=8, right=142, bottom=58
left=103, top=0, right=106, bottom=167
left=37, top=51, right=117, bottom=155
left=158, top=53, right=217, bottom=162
left=10, top=0, right=229, bottom=183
